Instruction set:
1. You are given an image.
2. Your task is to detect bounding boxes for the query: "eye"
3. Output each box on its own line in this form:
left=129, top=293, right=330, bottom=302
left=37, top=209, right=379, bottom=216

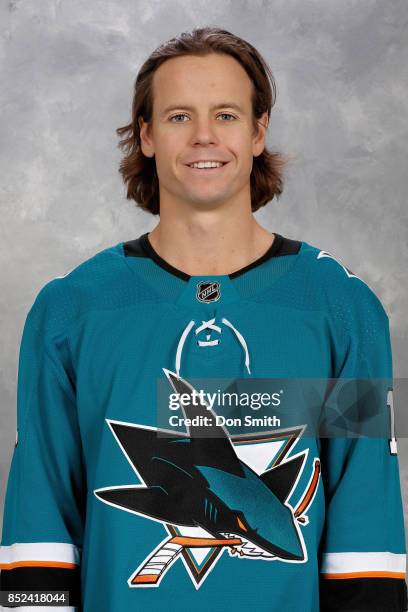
left=217, top=113, right=236, bottom=121
left=169, top=113, right=189, bottom=123
left=236, top=515, right=248, bottom=532
left=169, top=112, right=237, bottom=123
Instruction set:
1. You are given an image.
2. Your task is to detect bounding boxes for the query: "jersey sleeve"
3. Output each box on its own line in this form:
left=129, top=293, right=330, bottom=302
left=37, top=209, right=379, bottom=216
left=0, top=283, right=85, bottom=610
left=319, top=281, right=407, bottom=611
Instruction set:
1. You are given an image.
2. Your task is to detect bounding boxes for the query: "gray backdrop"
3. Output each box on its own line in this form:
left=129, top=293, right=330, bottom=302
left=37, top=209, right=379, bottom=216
left=1, top=0, right=407, bottom=547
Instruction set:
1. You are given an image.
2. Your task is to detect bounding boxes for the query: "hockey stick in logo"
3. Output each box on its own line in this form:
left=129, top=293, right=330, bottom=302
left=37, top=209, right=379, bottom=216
left=129, top=536, right=242, bottom=586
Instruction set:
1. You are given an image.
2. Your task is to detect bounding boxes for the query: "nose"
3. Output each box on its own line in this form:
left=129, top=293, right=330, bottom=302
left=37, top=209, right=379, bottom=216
left=190, top=117, right=220, bottom=145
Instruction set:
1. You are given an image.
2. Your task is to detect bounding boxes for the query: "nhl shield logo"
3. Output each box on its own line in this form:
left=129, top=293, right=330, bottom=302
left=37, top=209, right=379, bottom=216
left=196, top=281, right=221, bottom=303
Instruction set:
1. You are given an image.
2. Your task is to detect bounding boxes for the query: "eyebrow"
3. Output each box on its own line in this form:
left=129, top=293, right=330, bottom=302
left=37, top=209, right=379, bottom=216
left=160, top=102, right=245, bottom=117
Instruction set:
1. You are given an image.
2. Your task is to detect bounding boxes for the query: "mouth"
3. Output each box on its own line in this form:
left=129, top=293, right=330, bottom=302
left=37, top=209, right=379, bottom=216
left=184, top=161, right=230, bottom=174
left=221, top=531, right=275, bottom=558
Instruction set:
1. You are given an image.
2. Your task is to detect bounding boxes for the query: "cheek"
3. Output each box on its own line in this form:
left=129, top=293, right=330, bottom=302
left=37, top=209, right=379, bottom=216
left=226, top=132, right=253, bottom=158
left=156, top=136, right=185, bottom=168
left=154, top=146, right=176, bottom=172
left=156, top=138, right=172, bottom=157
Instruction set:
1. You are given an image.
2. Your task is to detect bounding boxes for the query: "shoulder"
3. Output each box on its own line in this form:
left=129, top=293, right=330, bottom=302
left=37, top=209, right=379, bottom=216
left=297, top=238, right=389, bottom=326
left=25, top=242, right=126, bottom=336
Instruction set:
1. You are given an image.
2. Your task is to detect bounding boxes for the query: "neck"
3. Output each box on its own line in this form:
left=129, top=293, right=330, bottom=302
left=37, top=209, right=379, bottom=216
left=147, top=216, right=275, bottom=277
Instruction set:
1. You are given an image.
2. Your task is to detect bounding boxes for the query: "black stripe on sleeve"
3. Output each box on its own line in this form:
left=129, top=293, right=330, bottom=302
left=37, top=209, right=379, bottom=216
left=319, top=576, right=408, bottom=612
left=0, top=565, right=81, bottom=607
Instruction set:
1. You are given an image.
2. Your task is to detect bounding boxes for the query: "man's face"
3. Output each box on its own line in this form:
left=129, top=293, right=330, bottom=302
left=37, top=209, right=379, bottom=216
left=139, top=53, right=268, bottom=211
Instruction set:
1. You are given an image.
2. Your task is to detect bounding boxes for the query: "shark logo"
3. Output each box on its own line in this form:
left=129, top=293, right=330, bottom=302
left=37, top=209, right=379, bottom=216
left=94, top=369, right=321, bottom=589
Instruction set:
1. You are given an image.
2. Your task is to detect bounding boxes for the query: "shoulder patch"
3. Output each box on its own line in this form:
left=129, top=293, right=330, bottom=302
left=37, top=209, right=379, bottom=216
left=316, top=250, right=361, bottom=281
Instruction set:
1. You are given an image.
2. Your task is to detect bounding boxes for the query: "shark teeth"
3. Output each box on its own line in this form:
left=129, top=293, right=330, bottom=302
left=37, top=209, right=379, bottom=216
left=221, top=532, right=275, bottom=558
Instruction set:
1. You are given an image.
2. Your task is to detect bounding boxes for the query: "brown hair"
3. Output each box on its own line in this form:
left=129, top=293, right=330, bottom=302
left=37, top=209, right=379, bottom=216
left=116, top=26, right=290, bottom=215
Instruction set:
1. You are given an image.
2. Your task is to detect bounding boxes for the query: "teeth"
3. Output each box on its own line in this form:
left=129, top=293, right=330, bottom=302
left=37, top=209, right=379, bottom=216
left=189, top=161, right=225, bottom=169
left=221, top=532, right=275, bottom=558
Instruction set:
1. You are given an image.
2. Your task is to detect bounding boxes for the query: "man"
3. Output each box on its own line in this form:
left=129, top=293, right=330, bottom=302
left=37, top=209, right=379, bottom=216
left=1, top=27, right=406, bottom=611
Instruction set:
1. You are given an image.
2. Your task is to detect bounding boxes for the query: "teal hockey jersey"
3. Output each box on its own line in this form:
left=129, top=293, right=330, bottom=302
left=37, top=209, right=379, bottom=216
left=1, top=232, right=407, bottom=611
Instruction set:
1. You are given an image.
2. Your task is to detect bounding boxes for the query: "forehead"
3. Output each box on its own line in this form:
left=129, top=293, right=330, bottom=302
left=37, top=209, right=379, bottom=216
left=152, top=53, right=253, bottom=112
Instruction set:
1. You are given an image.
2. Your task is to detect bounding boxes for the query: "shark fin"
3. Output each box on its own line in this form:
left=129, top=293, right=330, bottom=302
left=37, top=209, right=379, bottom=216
left=94, top=485, right=193, bottom=525
left=162, top=368, right=230, bottom=440
left=260, top=453, right=306, bottom=503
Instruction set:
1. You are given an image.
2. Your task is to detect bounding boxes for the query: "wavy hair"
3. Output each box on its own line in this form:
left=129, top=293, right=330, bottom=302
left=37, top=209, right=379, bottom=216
left=116, top=26, right=290, bottom=215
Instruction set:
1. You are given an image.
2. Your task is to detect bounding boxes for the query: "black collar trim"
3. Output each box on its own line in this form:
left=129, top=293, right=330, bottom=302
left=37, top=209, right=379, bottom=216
left=123, top=232, right=301, bottom=281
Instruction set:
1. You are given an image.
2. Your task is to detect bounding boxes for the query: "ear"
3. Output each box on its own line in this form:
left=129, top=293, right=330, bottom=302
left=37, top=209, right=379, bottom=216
left=252, top=111, right=269, bottom=158
left=138, top=116, right=155, bottom=158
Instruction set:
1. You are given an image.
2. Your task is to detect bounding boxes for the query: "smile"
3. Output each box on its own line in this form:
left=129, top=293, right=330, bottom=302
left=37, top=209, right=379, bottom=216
left=185, top=161, right=230, bottom=173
